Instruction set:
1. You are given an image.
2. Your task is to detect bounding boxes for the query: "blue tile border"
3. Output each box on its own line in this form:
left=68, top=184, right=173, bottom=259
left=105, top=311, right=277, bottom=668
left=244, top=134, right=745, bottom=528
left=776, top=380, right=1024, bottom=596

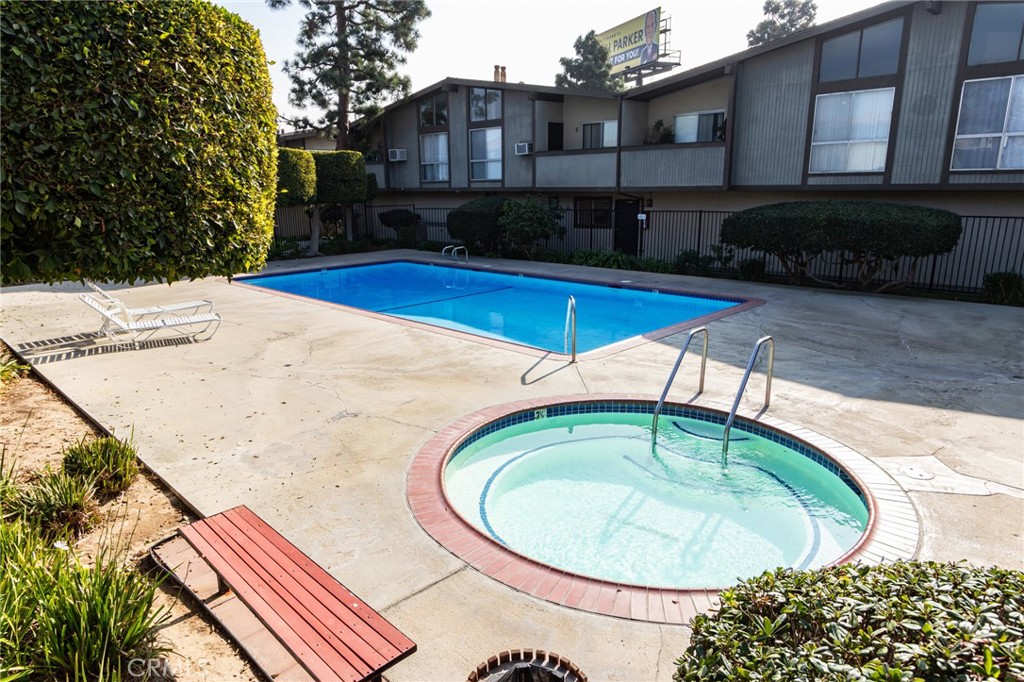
left=450, top=400, right=866, bottom=505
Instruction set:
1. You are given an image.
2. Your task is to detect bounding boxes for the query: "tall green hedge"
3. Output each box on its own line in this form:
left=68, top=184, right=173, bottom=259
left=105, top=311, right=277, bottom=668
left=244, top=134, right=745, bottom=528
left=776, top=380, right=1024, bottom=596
left=0, top=0, right=277, bottom=285
left=276, top=148, right=316, bottom=208
left=446, top=196, right=512, bottom=253
left=312, top=151, right=366, bottom=205
left=720, top=201, right=962, bottom=291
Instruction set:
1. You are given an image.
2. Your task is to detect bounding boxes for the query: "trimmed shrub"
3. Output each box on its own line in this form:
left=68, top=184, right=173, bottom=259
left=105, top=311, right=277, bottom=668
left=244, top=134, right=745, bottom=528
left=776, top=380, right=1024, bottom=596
left=446, top=196, right=512, bottom=253
left=721, top=201, right=962, bottom=291
left=675, top=561, right=1024, bottom=681
left=737, top=257, right=767, bottom=281
left=983, top=271, right=1024, bottom=306
left=0, top=0, right=277, bottom=285
left=499, top=196, right=565, bottom=259
left=62, top=435, right=140, bottom=498
left=277, top=148, right=317, bottom=208
left=379, top=209, right=421, bottom=246
left=313, top=151, right=367, bottom=206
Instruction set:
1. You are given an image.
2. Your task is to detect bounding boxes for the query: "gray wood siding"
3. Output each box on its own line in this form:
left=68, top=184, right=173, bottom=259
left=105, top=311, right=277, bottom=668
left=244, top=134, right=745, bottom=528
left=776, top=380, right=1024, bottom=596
left=891, top=2, right=967, bottom=185
left=535, top=152, right=616, bottom=188
left=620, top=146, right=724, bottom=187
left=807, top=175, right=884, bottom=185
left=948, top=173, right=1024, bottom=184
left=504, top=90, right=533, bottom=188
left=449, top=88, right=469, bottom=187
left=732, top=42, right=815, bottom=186
left=386, top=105, right=419, bottom=188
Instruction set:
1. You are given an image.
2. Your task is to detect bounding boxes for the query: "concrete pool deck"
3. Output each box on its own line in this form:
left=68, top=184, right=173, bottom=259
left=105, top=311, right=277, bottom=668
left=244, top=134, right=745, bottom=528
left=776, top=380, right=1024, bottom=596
left=2, top=249, right=1022, bottom=681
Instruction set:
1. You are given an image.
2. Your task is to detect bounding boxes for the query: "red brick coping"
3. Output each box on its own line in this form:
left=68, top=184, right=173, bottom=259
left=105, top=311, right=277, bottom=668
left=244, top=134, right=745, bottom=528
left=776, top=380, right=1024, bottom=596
left=407, top=394, right=919, bottom=624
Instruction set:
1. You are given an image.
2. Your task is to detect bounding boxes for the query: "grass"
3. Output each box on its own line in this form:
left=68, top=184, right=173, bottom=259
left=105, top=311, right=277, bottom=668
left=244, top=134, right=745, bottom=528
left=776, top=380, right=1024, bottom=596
left=16, top=467, right=98, bottom=539
left=0, top=356, right=30, bottom=386
left=63, top=435, right=140, bottom=499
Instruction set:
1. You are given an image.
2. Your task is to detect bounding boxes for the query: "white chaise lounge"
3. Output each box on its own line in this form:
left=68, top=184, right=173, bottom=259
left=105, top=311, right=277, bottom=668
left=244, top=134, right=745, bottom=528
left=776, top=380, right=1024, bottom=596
left=86, top=281, right=214, bottom=317
left=80, top=293, right=221, bottom=347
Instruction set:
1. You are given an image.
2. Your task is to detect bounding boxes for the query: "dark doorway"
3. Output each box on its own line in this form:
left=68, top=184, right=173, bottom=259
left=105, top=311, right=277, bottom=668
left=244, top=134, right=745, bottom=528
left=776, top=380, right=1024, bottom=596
left=547, top=122, right=564, bottom=151
left=613, top=199, right=641, bottom=255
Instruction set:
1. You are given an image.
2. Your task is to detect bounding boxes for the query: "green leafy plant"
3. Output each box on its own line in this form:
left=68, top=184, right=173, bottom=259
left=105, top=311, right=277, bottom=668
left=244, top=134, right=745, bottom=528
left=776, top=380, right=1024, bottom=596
left=720, top=201, right=962, bottom=291
left=644, top=119, right=675, bottom=145
left=674, top=561, right=1024, bottom=681
left=1, top=0, right=277, bottom=285
left=446, top=196, right=512, bottom=253
left=379, top=209, right=421, bottom=246
left=737, top=257, right=767, bottom=281
left=62, top=435, right=140, bottom=499
left=0, top=447, right=19, bottom=520
left=276, top=148, right=317, bottom=208
left=1, top=357, right=29, bottom=386
left=983, top=271, right=1024, bottom=306
left=18, top=468, right=97, bottom=539
left=499, top=196, right=565, bottom=259
left=310, top=150, right=367, bottom=249
left=268, top=237, right=303, bottom=261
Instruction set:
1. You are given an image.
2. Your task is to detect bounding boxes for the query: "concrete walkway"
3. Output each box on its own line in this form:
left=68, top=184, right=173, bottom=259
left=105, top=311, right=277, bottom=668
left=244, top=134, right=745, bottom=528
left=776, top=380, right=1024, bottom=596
left=2, top=250, right=1022, bottom=681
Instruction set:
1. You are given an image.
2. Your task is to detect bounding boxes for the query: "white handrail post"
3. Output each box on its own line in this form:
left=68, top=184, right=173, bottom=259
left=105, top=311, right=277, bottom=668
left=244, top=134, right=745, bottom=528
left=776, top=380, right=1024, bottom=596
left=651, top=327, right=709, bottom=447
left=721, top=335, right=775, bottom=467
left=563, top=295, right=577, bottom=363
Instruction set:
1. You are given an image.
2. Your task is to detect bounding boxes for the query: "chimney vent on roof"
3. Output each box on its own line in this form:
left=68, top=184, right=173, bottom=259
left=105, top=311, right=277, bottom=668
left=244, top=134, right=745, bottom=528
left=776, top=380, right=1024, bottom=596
left=500, top=66, right=507, bottom=82
left=494, top=65, right=500, bottom=81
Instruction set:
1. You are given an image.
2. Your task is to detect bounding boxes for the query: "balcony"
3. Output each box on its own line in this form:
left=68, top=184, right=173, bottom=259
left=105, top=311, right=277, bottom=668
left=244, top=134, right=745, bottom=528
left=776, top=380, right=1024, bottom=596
left=620, top=144, right=725, bottom=189
left=535, top=150, right=616, bottom=189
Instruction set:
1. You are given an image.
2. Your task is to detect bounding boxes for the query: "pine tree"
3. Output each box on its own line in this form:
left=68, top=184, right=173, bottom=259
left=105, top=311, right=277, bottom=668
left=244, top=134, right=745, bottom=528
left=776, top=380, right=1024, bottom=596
left=268, top=0, right=430, bottom=150
left=746, top=0, right=817, bottom=47
left=555, top=31, right=624, bottom=93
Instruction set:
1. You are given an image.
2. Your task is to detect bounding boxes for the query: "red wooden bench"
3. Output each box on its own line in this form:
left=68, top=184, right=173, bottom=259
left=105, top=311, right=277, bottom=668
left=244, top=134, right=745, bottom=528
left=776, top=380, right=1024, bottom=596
left=152, top=505, right=415, bottom=682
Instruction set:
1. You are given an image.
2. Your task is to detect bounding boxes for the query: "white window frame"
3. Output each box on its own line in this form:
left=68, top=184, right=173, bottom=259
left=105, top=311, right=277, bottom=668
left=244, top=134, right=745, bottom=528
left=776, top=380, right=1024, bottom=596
left=809, top=87, right=895, bottom=174
left=582, top=120, right=618, bottom=149
left=469, top=127, right=502, bottom=180
left=419, top=132, right=449, bottom=182
left=673, top=110, right=726, bottom=143
left=950, top=74, right=1024, bottom=171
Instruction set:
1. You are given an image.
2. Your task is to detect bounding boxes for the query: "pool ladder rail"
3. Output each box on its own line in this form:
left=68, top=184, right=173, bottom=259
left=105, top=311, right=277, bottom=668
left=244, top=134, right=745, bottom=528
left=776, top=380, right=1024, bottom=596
left=442, top=244, right=468, bottom=264
left=651, top=332, right=775, bottom=468
left=564, top=295, right=577, bottom=363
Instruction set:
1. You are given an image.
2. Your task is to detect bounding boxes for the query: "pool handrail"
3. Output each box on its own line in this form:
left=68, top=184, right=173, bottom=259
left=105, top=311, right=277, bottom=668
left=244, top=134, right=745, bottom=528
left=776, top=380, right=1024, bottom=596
left=442, top=244, right=469, bottom=264
left=721, top=335, right=775, bottom=467
left=563, top=295, right=577, bottom=363
left=651, top=326, right=708, bottom=446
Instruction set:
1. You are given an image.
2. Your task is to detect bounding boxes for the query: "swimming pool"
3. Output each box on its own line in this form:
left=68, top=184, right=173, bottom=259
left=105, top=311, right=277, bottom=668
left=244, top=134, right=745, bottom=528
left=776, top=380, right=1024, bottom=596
left=443, top=403, right=868, bottom=589
left=239, top=261, right=751, bottom=354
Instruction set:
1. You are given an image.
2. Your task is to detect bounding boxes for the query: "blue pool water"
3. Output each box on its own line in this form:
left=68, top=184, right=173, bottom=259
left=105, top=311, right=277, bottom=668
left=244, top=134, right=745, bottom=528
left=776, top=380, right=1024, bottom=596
left=444, top=408, right=868, bottom=588
left=241, top=261, right=743, bottom=353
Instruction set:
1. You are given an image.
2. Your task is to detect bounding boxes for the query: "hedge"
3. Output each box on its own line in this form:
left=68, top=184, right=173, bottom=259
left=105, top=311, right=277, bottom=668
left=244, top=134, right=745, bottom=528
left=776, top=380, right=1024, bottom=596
left=277, top=148, right=316, bottom=208
left=0, top=0, right=277, bottom=284
left=675, top=561, right=1024, bottom=681
left=720, top=201, right=962, bottom=291
left=312, top=151, right=367, bottom=206
left=446, top=196, right=512, bottom=253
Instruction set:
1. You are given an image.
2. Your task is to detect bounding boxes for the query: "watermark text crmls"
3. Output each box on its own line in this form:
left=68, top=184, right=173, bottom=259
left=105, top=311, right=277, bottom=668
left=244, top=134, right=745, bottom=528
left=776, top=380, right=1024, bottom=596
left=127, top=657, right=210, bottom=678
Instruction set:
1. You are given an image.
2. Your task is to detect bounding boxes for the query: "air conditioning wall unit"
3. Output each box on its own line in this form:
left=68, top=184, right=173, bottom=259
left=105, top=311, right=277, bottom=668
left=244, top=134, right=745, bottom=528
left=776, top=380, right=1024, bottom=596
left=514, top=142, right=533, bottom=156
left=388, top=148, right=407, bottom=162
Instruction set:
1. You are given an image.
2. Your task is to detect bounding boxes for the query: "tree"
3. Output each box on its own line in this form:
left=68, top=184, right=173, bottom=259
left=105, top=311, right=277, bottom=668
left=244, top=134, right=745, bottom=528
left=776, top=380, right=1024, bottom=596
left=0, top=0, right=277, bottom=285
left=555, top=30, right=623, bottom=93
left=311, top=151, right=366, bottom=253
left=499, top=197, right=565, bottom=259
left=746, top=0, right=817, bottom=47
left=268, top=0, right=430, bottom=151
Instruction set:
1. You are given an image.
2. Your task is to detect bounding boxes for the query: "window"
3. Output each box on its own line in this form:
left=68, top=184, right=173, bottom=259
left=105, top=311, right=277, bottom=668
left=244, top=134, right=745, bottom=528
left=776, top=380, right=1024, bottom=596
left=819, top=18, right=903, bottom=82
left=470, top=127, right=502, bottom=180
left=582, top=121, right=617, bottom=149
left=470, top=88, right=502, bottom=122
left=420, top=133, right=449, bottom=181
left=809, top=87, right=894, bottom=173
left=967, top=3, right=1024, bottom=66
left=418, top=93, right=448, bottom=128
left=951, top=75, right=1024, bottom=170
left=673, top=111, right=725, bottom=143
left=574, top=198, right=612, bottom=229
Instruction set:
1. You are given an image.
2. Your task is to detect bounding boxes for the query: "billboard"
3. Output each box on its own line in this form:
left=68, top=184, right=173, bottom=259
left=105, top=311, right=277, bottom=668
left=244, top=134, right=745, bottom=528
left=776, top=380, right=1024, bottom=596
left=596, top=8, right=661, bottom=75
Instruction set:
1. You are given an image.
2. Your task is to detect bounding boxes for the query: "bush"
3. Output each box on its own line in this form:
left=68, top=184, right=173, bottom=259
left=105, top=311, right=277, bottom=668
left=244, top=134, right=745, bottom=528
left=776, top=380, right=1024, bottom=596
left=674, top=561, right=1024, bottom=681
left=0, top=519, right=170, bottom=678
left=18, top=469, right=97, bottom=538
left=0, top=0, right=277, bottom=285
left=499, top=196, right=565, bottom=259
left=379, top=209, right=421, bottom=246
left=313, top=151, right=367, bottom=206
left=446, top=196, right=512, bottom=253
left=62, top=435, right=140, bottom=498
left=737, top=257, right=767, bottom=281
left=721, top=201, right=962, bottom=291
left=983, top=271, right=1024, bottom=306
left=277, top=148, right=317, bottom=208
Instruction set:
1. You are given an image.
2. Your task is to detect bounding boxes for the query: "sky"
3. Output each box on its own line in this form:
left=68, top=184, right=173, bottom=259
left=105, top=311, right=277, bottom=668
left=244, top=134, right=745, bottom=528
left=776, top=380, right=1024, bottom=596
left=213, top=0, right=885, bottom=126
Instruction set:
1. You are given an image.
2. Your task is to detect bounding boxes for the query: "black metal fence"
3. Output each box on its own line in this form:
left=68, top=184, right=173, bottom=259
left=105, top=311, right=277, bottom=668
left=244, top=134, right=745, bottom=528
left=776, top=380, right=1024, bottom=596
left=278, top=205, right=1023, bottom=295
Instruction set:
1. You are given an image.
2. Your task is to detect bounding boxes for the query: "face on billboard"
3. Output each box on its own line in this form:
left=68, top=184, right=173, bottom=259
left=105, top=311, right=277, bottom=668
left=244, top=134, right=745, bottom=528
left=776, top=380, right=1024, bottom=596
left=597, top=7, right=661, bottom=75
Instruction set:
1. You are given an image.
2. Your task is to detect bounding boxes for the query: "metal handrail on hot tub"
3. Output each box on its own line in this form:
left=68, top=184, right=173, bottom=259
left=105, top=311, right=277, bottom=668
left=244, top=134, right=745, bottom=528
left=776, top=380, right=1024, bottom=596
left=651, top=327, right=709, bottom=446
left=722, top=335, right=775, bottom=467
